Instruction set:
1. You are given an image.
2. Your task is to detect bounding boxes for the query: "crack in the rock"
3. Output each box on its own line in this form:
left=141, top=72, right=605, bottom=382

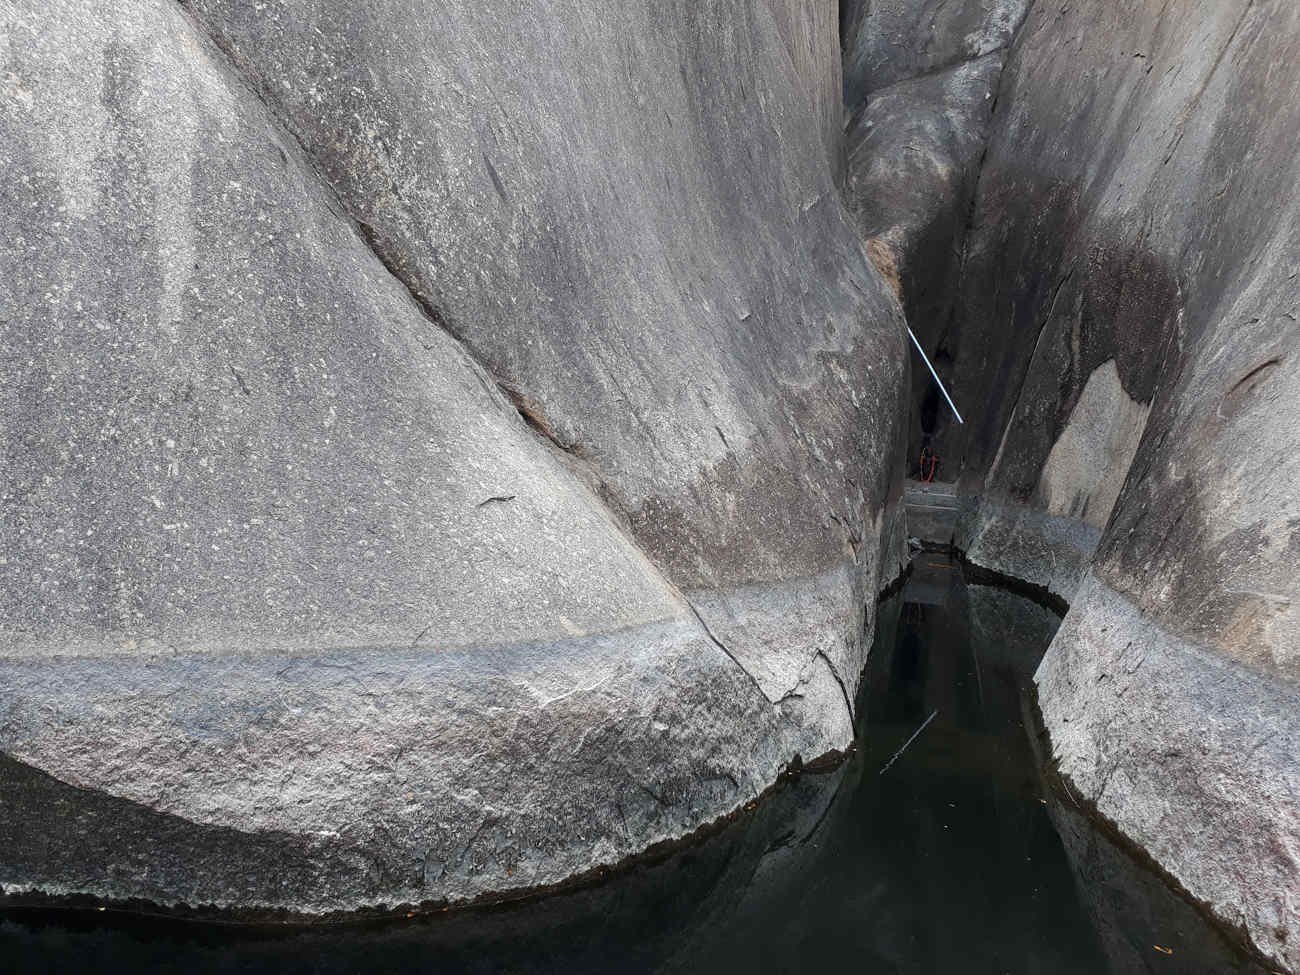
left=817, top=649, right=855, bottom=722
left=683, top=600, right=775, bottom=705
left=178, top=0, right=875, bottom=787
left=985, top=265, right=1076, bottom=480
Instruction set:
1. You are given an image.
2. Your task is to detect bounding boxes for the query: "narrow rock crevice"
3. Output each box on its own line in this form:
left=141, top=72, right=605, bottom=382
left=816, top=649, right=856, bottom=721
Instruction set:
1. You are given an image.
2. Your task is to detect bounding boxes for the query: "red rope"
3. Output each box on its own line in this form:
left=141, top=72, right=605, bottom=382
left=919, top=447, right=940, bottom=484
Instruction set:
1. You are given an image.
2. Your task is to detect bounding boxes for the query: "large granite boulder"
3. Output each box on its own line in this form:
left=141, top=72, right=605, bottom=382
left=0, top=0, right=906, bottom=914
left=931, top=0, right=1299, bottom=966
left=181, top=0, right=908, bottom=719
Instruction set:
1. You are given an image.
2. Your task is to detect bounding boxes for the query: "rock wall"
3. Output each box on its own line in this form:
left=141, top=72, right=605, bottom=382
left=840, top=0, right=1031, bottom=110
left=768, top=0, right=845, bottom=181
left=840, top=0, right=1031, bottom=476
left=0, top=0, right=907, bottom=914
left=928, top=0, right=1299, bottom=967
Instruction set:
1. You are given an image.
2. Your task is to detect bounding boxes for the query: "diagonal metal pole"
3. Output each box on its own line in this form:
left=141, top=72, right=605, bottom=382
left=880, top=709, right=939, bottom=775
left=906, top=326, right=964, bottom=424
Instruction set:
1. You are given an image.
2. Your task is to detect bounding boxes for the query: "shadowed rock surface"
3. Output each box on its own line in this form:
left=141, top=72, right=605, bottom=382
left=845, top=51, right=1002, bottom=436
left=0, top=0, right=906, bottom=915
left=902, top=0, right=1300, bottom=966
left=840, top=0, right=1030, bottom=109
left=840, top=0, right=1029, bottom=475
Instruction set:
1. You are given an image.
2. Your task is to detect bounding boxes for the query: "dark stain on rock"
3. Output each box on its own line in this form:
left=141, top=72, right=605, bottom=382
left=1220, top=356, right=1281, bottom=418
left=482, top=153, right=509, bottom=204
left=942, top=157, right=1183, bottom=502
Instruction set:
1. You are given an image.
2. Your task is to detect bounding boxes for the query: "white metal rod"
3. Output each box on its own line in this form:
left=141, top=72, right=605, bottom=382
left=906, top=326, right=964, bottom=425
left=880, top=709, right=939, bottom=774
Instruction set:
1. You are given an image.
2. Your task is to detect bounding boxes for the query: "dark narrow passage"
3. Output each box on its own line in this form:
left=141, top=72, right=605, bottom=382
left=0, top=558, right=1266, bottom=974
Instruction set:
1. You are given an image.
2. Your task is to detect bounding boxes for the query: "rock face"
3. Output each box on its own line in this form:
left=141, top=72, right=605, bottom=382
left=840, top=0, right=1031, bottom=110
left=840, top=0, right=1030, bottom=477
left=921, top=0, right=1300, bottom=967
left=1038, top=576, right=1299, bottom=971
left=768, top=0, right=845, bottom=181
left=0, top=0, right=906, bottom=914
left=845, top=53, right=1002, bottom=399
left=180, top=0, right=908, bottom=709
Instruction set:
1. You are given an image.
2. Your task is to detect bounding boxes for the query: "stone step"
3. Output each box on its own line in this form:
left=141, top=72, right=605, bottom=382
left=903, top=480, right=963, bottom=543
left=904, top=480, right=961, bottom=506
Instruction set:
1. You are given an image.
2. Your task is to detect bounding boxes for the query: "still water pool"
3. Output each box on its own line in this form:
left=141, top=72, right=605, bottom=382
left=0, top=557, right=1266, bottom=974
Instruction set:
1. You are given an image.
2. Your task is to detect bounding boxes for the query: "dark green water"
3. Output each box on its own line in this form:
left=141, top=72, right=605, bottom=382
left=0, top=557, right=1266, bottom=974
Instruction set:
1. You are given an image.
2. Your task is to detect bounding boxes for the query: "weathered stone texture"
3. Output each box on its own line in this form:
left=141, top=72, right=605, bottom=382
left=0, top=0, right=905, bottom=914
left=935, top=1, right=1300, bottom=966
left=182, top=0, right=909, bottom=707
left=841, top=0, right=1031, bottom=109
left=1038, top=575, right=1299, bottom=971
left=839, top=0, right=1029, bottom=478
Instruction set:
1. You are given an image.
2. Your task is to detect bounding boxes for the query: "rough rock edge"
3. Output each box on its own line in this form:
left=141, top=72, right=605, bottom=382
left=1035, top=572, right=1299, bottom=974
left=0, top=748, right=850, bottom=927
left=934, top=509, right=1294, bottom=972
left=0, top=544, right=913, bottom=926
left=0, top=576, right=853, bottom=917
left=1022, top=693, right=1280, bottom=974
left=954, top=494, right=1099, bottom=603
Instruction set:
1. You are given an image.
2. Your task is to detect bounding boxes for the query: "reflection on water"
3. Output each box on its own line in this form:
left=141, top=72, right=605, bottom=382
left=0, top=557, right=1266, bottom=974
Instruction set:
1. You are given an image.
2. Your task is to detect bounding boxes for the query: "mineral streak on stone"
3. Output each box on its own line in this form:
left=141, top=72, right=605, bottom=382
left=0, top=0, right=906, bottom=916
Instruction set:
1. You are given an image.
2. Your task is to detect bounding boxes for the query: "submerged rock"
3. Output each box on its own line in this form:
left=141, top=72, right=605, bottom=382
left=0, top=0, right=905, bottom=914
